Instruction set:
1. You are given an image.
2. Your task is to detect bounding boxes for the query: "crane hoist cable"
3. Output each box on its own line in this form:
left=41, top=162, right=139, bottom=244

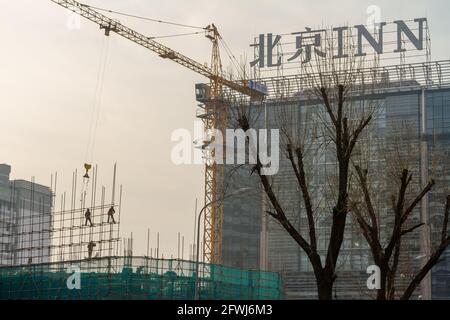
left=77, top=3, right=205, bottom=184
left=78, top=2, right=206, bottom=30
left=83, top=34, right=110, bottom=190
left=89, top=36, right=110, bottom=163
left=149, top=30, right=206, bottom=40
left=52, top=0, right=265, bottom=99
left=89, top=2, right=242, bottom=81
left=220, top=38, right=246, bottom=80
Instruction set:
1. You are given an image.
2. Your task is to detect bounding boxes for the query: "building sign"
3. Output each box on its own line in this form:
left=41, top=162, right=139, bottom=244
left=246, top=80, right=268, bottom=95
left=250, top=18, right=429, bottom=73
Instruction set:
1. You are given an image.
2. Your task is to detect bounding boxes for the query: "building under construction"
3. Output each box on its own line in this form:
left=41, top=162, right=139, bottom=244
left=0, top=257, right=283, bottom=300
left=0, top=1, right=284, bottom=300
left=0, top=164, right=283, bottom=300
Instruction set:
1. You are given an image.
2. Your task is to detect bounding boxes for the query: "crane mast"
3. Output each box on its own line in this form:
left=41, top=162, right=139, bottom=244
left=201, top=24, right=227, bottom=265
left=50, top=0, right=264, bottom=265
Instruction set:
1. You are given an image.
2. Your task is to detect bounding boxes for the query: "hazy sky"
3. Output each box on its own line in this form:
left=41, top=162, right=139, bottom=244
left=1, top=0, right=449, bottom=258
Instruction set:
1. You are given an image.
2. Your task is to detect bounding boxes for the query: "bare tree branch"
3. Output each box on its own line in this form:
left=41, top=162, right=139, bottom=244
left=354, top=165, right=379, bottom=243
left=320, top=87, right=337, bottom=126
left=400, top=195, right=449, bottom=300
left=401, top=236, right=450, bottom=300
left=293, top=146, right=317, bottom=251
left=401, top=180, right=435, bottom=224
left=400, top=223, right=425, bottom=237
left=347, top=115, right=373, bottom=159
left=441, top=195, right=450, bottom=242
left=385, top=176, right=435, bottom=262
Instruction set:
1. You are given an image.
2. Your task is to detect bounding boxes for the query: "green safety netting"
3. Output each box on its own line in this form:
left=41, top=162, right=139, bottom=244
left=0, top=256, right=283, bottom=300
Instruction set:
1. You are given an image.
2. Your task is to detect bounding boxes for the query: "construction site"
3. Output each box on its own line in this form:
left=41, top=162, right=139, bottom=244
left=0, top=162, right=283, bottom=300
left=1, top=0, right=450, bottom=301
left=0, top=0, right=283, bottom=300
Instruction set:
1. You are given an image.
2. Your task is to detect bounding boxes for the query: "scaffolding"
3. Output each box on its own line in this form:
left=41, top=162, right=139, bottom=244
left=0, top=256, right=284, bottom=300
left=222, top=60, right=450, bottom=103
left=0, top=164, right=121, bottom=268
left=0, top=163, right=284, bottom=300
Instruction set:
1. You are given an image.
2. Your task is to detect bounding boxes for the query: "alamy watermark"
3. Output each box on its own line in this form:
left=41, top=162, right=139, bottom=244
left=366, top=265, right=381, bottom=290
left=66, top=264, right=81, bottom=290
left=65, top=7, right=82, bottom=31
left=171, top=121, right=280, bottom=176
left=366, top=5, right=382, bottom=31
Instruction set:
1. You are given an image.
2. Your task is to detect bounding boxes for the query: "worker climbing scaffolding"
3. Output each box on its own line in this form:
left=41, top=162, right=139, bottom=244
left=87, top=241, right=96, bottom=259
left=84, top=208, right=93, bottom=227
left=107, top=206, right=116, bottom=224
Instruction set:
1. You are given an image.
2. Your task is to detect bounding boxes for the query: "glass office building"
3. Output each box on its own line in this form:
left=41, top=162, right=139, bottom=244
left=217, top=61, right=450, bottom=299
left=0, top=164, right=52, bottom=266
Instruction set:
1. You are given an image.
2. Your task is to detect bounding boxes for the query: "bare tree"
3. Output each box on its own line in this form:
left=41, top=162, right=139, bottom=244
left=349, top=121, right=450, bottom=300
left=352, top=162, right=450, bottom=299
left=228, top=29, right=378, bottom=297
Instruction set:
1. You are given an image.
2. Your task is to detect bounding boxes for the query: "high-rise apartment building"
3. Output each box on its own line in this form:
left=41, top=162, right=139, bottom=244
left=0, top=164, right=52, bottom=266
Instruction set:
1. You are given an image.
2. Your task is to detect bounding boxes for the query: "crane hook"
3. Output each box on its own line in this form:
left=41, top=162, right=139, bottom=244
left=83, top=163, right=92, bottom=179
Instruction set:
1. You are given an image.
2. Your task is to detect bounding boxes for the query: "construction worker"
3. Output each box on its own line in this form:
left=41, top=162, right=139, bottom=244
left=107, top=206, right=116, bottom=224
left=84, top=208, right=93, bottom=227
left=87, top=241, right=96, bottom=259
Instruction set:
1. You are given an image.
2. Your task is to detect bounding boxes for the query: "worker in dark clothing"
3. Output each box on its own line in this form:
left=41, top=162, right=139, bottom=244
left=107, top=206, right=116, bottom=224
left=87, top=241, right=96, bottom=259
left=84, top=208, right=93, bottom=227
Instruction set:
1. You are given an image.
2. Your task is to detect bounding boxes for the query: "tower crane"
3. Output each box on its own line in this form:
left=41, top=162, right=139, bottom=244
left=50, top=0, right=265, bottom=264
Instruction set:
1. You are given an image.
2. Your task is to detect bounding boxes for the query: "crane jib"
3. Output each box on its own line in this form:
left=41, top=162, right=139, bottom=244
left=51, top=0, right=265, bottom=99
left=51, top=0, right=266, bottom=267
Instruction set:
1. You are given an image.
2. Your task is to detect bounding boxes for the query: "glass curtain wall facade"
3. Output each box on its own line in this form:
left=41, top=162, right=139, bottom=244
left=221, top=85, right=450, bottom=299
left=0, top=164, right=52, bottom=266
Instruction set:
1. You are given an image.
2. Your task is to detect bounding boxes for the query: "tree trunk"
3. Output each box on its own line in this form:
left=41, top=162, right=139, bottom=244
left=317, top=281, right=333, bottom=300
left=316, top=274, right=334, bottom=300
left=376, top=264, right=388, bottom=300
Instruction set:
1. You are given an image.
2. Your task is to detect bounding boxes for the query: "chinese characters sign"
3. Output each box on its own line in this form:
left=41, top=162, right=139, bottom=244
left=250, top=18, right=428, bottom=69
